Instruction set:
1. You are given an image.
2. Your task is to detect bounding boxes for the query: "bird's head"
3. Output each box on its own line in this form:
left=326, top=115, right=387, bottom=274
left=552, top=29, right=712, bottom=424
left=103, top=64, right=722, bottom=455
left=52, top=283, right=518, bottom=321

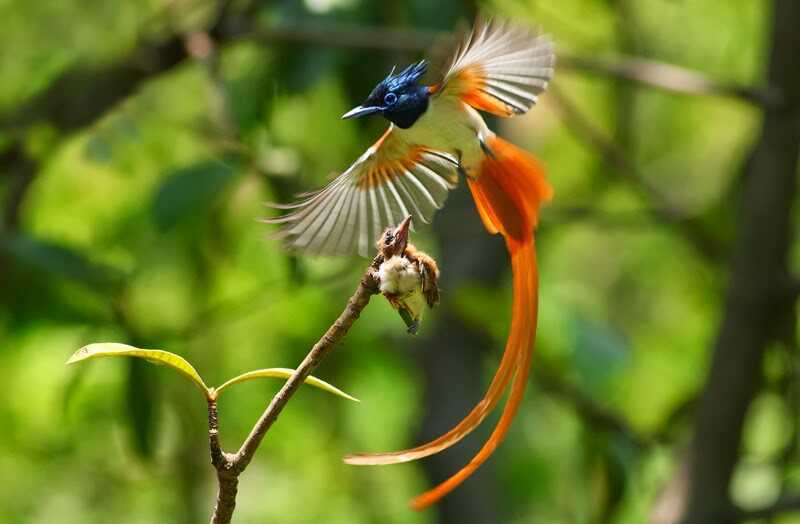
left=342, top=61, right=430, bottom=129
left=378, top=215, right=412, bottom=258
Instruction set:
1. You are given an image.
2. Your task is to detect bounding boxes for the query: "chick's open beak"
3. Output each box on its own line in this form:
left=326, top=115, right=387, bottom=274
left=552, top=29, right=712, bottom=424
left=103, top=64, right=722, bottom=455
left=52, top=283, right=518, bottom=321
left=393, top=215, right=412, bottom=252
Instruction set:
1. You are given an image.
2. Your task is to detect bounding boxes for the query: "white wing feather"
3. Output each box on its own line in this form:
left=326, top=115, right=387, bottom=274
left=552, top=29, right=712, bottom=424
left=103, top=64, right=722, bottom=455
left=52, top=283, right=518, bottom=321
left=266, top=127, right=458, bottom=257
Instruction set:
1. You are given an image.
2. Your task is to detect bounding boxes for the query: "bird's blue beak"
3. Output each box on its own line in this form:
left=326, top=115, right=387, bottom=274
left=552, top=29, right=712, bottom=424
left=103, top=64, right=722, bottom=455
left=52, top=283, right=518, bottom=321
left=341, top=105, right=382, bottom=119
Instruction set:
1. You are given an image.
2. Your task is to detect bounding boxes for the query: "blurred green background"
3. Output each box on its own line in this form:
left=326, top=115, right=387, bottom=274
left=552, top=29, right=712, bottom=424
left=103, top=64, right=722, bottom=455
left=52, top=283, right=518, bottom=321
left=1, top=0, right=798, bottom=523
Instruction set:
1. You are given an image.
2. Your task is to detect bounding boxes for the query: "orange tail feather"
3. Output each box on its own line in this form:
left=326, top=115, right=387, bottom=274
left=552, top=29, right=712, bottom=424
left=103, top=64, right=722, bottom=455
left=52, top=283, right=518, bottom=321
left=411, top=239, right=537, bottom=510
left=345, top=136, right=551, bottom=508
left=410, top=136, right=550, bottom=508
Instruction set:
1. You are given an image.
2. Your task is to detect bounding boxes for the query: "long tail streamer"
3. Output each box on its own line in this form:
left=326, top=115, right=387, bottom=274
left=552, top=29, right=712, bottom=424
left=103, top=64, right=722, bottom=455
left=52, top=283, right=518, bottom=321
left=345, top=136, right=551, bottom=509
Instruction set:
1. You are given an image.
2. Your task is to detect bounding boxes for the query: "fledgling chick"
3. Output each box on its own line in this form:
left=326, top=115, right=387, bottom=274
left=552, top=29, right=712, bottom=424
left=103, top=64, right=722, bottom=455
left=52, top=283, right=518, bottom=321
left=376, top=216, right=440, bottom=334
left=404, top=244, right=440, bottom=310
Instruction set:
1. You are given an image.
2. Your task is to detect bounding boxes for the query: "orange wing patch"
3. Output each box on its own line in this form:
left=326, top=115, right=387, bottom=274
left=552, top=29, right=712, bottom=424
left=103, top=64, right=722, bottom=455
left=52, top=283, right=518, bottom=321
left=456, top=67, right=518, bottom=117
left=355, top=149, right=425, bottom=189
left=427, top=84, right=442, bottom=95
left=265, top=127, right=459, bottom=257
left=437, top=18, right=555, bottom=118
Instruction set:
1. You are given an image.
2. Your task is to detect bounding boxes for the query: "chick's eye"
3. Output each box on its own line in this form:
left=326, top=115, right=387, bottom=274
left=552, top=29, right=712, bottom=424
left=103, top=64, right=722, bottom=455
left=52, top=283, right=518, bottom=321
left=383, top=92, right=397, bottom=106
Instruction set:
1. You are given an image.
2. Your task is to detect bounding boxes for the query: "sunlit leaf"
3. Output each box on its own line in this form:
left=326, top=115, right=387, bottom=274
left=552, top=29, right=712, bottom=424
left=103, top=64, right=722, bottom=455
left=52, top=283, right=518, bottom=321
left=66, top=343, right=209, bottom=396
left=215, top=368, right=359, bottom=402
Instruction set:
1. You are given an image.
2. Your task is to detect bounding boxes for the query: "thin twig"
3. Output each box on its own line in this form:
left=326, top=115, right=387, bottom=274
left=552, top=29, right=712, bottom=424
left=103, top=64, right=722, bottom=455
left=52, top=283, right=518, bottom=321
left=205, top=253, right=383, bottom=523
left=232, top=258, right=381, bottom=472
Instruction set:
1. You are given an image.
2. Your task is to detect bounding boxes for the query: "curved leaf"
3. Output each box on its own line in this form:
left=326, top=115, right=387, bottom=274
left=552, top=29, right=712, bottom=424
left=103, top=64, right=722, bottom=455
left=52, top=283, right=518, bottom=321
left=67, top=343, right=209, bottom=397
left=215, top=368, right=359, bottom=402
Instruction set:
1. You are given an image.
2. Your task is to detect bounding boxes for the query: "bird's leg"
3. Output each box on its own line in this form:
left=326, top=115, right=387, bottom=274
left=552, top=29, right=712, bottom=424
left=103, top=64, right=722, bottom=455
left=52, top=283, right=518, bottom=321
left=384, top=292, right=418, bottom=334
left=400, top=309, right=419, bottom=335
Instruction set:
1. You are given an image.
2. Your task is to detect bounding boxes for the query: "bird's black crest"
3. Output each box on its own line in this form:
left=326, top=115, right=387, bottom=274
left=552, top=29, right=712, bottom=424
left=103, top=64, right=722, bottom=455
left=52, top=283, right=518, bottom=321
left=365, top=61, right=427, bottom=104
left=383, top=61, right=428, bottom=92
left=362, top=60, right=430, bottom=129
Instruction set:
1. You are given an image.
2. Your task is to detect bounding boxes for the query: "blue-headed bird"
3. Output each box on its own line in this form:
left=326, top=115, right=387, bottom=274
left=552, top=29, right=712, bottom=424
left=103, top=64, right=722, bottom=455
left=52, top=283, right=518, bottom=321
left=267, top=18, right=555, bottom=509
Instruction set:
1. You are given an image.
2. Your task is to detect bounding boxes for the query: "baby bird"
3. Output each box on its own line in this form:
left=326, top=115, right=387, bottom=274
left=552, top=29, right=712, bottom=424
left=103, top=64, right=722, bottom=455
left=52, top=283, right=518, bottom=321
left=377, top=216, right=440, bottom=334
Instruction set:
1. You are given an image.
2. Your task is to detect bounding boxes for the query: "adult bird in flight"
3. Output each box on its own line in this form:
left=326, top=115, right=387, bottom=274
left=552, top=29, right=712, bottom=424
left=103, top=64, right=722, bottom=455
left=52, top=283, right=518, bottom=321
left=267, top=18, right=555, bottom=509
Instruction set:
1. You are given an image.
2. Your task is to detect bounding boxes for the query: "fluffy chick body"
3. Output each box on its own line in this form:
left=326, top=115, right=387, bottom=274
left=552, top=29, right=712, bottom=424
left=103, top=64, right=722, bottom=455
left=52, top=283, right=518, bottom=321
left=379, top=256, right=420, bottom=295
left=379, top=256, right=427, bottom=319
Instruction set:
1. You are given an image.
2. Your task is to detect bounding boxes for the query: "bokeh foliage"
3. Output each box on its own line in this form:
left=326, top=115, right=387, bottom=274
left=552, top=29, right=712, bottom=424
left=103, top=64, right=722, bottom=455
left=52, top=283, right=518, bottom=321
left=0, top=0, right=796, bottom=523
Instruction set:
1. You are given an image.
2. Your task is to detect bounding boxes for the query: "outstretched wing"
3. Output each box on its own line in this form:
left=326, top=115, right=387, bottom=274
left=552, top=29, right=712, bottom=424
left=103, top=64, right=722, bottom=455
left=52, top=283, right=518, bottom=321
left=436, top=18, right=555, bottom=117
left=266, top=127, right=459, bottom=257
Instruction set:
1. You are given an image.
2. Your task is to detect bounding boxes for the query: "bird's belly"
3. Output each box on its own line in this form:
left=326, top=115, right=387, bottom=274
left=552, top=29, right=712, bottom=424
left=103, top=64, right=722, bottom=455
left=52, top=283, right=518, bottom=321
left=398, top=99, right=489, bottom=174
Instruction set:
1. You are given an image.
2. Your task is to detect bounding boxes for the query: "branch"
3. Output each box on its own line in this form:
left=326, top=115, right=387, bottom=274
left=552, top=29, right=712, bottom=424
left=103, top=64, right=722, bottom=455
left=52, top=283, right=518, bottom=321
left=205, top=252, right=383, bottom=523
left=207, top=398, right=238, bottom=524
left=232, top=259, right=381, bottom=472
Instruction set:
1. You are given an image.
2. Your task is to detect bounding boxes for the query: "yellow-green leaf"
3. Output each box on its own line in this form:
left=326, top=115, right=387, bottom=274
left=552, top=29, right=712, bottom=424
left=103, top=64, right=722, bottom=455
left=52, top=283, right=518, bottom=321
left=67, top=343, right=209, bottom=397
left=215, top=368, right=359, bottom=402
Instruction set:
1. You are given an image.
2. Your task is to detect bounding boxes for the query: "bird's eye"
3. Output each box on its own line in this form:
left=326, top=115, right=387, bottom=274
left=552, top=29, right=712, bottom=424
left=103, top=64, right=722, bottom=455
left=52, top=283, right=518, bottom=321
left=383, top=92, right=398, bottom=106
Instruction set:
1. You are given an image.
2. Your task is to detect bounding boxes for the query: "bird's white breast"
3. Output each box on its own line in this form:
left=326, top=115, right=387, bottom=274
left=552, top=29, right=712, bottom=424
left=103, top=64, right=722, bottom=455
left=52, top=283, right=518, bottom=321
left=395, top=96, right=492, bottom=174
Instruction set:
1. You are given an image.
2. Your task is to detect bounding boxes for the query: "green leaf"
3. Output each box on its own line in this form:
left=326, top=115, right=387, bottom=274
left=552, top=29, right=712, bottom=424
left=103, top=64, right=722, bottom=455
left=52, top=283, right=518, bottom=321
left=67, top=343, right=209, bottom=397
left=152, top=159, right=239, bottom=230
left=215, top=368, right=359, bottom=402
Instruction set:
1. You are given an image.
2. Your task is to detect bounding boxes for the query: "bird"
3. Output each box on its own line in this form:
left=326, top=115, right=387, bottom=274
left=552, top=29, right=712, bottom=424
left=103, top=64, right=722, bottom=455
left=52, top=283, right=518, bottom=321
left=266, top=17, right=554, bottom=509
left=375, top=216, right=440, bottom=334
